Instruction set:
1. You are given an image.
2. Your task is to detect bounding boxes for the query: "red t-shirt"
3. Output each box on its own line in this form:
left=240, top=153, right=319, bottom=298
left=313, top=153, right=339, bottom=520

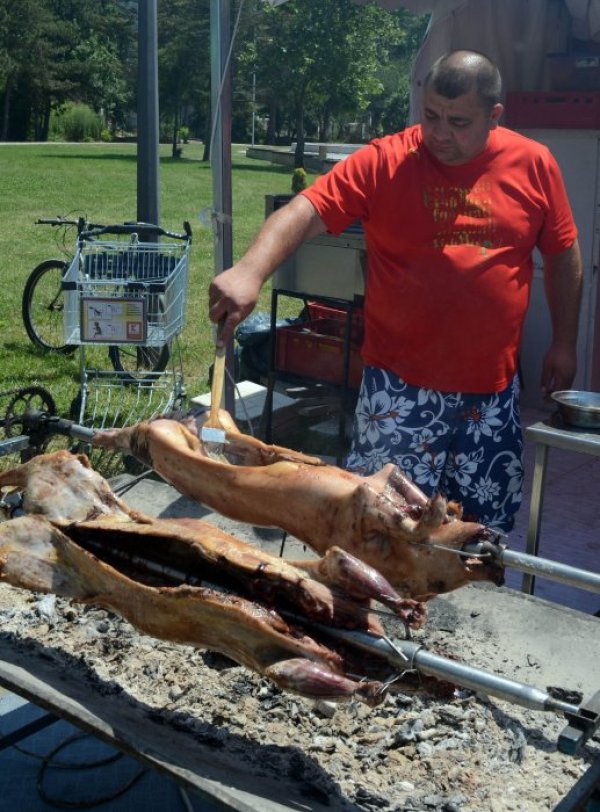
left=301, top=125, right=577, bottom=393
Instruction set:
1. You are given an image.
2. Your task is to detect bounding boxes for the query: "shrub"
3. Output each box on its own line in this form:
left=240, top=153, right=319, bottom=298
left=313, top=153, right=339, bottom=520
left=50, top=103, right=103, bottom=142
left=291, top=167, right=307, bottom=194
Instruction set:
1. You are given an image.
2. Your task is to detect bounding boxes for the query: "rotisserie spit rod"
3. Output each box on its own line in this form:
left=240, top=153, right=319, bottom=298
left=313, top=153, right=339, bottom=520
left=312, top=624, right=577, bottom=714
left=462, top=541, right=600, bottom=594
left=308, top=623, right=600, bottom=755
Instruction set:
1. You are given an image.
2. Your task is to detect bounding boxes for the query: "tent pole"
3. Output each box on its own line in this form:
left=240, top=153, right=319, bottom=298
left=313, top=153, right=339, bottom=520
left=210, top=0, right=235, bottom=413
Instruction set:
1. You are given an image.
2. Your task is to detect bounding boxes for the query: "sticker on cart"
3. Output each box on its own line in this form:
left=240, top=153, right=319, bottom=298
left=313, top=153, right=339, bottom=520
left=80, top=297, right=147, bottom=343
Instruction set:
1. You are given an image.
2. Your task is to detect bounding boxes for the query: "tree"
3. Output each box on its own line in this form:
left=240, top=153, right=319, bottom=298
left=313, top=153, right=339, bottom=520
left=236, top=0, right=421, bottom=166
left=0, top=0, right=134, bottom=141
left=60, top=0, right=136, bottom=133
left=158, top=0, right=211, bottom=157
left=0, top=0, right=64, bottom=140
left=0, top=0, right=428, bottom=145
left=366, top=8, right=429, bottom=136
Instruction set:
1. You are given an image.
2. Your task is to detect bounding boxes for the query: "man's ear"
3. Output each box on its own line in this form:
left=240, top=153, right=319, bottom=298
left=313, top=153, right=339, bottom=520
left=490, top=103, right=504, bottom=129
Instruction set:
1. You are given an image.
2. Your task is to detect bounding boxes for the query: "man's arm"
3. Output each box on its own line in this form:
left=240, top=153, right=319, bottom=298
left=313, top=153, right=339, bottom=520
left=540, top=239, right=583, bottom=396
left=208, top=195, right=326, bottom=343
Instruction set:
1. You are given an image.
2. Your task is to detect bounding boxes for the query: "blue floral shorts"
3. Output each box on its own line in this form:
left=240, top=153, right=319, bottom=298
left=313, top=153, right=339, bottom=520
left=345, top=367, right=523, bottom=533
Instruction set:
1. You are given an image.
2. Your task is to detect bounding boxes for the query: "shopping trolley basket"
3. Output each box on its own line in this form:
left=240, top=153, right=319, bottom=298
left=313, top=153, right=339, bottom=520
left=59, top=222, right=192, bottom=470
left=62, top=222, right=192, bottom=348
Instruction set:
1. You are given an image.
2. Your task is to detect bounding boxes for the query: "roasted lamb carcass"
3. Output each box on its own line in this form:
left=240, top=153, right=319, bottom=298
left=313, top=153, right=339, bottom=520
left=0, top=451, right=428, bottom=705
left=92, top=411, right=505, bottom=600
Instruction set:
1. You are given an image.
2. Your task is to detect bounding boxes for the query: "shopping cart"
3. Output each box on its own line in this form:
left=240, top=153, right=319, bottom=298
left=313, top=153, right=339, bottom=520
left=60, top=221, right=192, bottom=474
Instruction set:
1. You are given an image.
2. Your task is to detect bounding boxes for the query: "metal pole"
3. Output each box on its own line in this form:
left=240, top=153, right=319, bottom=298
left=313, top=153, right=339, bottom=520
left=210, top=0, right=235, bottom=413
left=463, top=540, right=600, bottom=595
left=522, top=442, right=548, bottom=594
left=502, top=548, right=600, bottom=594
left=314, top=627, right=581, bottom=717
left=137, top=0, right=160, bottom=226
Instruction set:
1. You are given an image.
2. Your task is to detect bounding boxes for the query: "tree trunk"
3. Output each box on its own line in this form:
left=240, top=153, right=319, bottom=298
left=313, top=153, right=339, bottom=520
left=41, top=102, right=51, bottom=142
left=320, top=107, right=331, bottom=143
left=171, top=108, right=180, bottom=158
left=325, top=109, right=332, bottom=142
left=34, top=99, right=50, bottom=141
left=267, top=96, right=277, bottom=145
left=1, top=74, right=15, bottom=142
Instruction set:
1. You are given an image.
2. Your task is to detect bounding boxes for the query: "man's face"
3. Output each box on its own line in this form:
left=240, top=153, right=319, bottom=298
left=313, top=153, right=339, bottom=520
left=421, top=86, right=503, bottom=165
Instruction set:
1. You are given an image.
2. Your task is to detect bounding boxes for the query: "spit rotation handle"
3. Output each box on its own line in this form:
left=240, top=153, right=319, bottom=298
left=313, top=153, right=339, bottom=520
left=19, top=409, right=96, bottom=443
left=559, top=689, right=600, bottom=756
left=463, top=541, right=600, bottom=595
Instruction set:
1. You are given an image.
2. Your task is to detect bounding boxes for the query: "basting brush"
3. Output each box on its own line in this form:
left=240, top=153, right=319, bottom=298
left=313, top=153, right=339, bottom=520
left=201, top=322, right=227, bottom=456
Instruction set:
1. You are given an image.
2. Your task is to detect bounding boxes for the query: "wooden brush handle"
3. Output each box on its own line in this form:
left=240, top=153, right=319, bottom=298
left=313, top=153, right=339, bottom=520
left=208, top=325, right=226, bottom=428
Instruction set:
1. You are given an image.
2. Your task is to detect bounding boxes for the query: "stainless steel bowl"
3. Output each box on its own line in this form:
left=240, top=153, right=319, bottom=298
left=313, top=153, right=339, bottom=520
left=551, top=390, right=600, bottom=429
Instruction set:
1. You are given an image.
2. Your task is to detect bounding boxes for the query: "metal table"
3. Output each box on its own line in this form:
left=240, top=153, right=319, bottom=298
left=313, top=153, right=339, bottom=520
left=523, top=419, right=600, bottom=594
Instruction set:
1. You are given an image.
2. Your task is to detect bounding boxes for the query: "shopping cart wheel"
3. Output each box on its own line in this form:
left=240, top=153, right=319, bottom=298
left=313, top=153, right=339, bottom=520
left=107, top=343, right=171, bottom=382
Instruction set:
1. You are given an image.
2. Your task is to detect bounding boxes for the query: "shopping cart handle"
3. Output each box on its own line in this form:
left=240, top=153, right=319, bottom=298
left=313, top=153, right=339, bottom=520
left=79, top=222, right=192, bottom=242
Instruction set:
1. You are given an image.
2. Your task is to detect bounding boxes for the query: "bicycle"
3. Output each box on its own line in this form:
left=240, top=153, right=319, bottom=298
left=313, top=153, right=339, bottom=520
left=22, top=216, right=178, bottom=377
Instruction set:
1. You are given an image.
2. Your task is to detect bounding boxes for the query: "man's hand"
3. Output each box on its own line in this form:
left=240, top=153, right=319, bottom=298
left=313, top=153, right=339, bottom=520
left=541, top=341, right=577, bottom=398
left=207, top=195, right=326, bottom=345
left=208, top=264, right=263, bottom=345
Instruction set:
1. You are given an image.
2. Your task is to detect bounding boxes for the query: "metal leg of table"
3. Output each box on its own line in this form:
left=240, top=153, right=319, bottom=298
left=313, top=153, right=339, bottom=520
left=336, top=304, right=354, bottom=467
left=522, top=442, right=549, bottom=595
left=263, top=288, right=355, bottom=462
left=262, top=289, right=278, bottom=443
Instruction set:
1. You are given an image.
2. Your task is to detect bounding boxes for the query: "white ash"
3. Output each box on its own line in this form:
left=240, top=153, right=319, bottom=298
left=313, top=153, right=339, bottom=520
left=0, top=584, right=597, bottom=812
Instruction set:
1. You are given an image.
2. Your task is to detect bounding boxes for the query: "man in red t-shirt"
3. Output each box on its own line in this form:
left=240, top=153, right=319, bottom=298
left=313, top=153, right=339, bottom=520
left=208, top=50, right=582, bottom=532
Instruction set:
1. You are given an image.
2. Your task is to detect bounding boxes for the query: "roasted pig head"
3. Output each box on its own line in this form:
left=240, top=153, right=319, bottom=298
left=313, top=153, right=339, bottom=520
left=91, top=412, right=505, bottom=600
left=0, top=451, right=429, bottom=705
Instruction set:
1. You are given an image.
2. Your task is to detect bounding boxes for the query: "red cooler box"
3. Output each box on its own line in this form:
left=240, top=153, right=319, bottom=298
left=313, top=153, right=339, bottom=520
left=275, top=317, right=364, bottom=388
left=306, top=301, right=365, bottom=342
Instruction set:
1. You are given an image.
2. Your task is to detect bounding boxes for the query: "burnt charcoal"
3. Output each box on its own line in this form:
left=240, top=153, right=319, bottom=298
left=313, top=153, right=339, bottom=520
left=547, top=686, right=583, bottom=704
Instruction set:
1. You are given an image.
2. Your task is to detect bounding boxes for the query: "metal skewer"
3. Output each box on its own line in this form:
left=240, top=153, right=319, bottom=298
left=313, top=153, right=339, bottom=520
left=461, top=541, right=600, bottom=595
left=305, top=623, right=600, bottom=755
left=311, top=624, right=579, bottom=714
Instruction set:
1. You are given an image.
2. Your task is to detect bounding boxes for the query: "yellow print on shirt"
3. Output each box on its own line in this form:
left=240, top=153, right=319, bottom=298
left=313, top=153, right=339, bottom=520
left=422, top=182, right=497, bottom=249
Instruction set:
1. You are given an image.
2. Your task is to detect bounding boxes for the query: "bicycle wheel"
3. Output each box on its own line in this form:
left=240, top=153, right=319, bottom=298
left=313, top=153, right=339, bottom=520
left=108, top=343, right=171, bottom=382
left=22, top=259, right=76, bottom=353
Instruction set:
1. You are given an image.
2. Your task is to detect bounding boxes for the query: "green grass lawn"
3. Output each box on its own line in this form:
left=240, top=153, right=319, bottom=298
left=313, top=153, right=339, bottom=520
left=0, top=141, right=314, bottom=429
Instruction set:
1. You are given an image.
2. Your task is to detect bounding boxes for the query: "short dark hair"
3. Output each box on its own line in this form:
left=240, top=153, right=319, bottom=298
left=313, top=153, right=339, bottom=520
left=424, top=50, right=502, bottom=111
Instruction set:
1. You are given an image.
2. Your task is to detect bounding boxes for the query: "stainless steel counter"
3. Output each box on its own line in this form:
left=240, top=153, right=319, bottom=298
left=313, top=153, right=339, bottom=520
left=523, top=419, right=600, bottom=594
